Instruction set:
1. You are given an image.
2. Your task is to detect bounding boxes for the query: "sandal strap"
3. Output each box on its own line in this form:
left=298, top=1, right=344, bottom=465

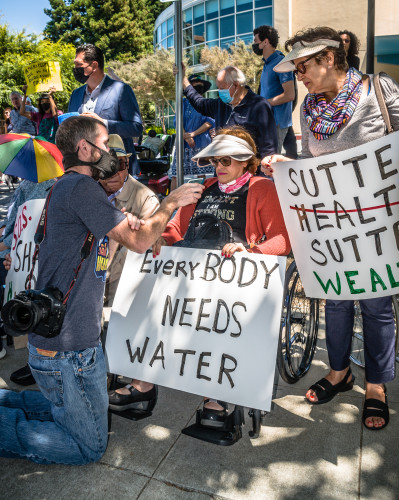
left=309, top=378, right=334, bottom=397
left=363, top=397, right=389, bottom=424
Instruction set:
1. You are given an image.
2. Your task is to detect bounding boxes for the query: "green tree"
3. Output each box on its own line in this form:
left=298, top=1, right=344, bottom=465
left=44, top=0, right=156, bottom=62
left=108, top=49, right=191, bottom=132
left=0, top=23, right=79, bottom=112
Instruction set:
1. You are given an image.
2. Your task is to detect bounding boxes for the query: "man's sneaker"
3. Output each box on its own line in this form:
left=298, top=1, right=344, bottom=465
left=0, top=347, right=6, bottom=360
left=10, top=364, right=36, bottom=386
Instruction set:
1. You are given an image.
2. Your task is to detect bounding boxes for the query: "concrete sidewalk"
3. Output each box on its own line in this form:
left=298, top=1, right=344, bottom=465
left=1, top=313, right=398, bottom=500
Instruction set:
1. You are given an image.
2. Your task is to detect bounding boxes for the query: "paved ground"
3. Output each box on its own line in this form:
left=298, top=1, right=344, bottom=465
left=1, top=181, right=399, bottom=500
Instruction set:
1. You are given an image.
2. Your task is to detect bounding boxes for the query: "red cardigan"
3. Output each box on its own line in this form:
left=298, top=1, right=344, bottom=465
left=162, top=177, right=291, bottom=255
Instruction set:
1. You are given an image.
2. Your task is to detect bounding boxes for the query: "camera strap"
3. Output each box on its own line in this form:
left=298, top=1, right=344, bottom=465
left=27, top=181, right=95, bottom=305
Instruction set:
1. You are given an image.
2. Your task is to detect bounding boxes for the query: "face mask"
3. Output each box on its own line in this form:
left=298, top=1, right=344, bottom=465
left=73, top=66, right=92, bottom=84
left=193, top=84, right=205, bottom=95
left=252, top=43, right=264, bottom=56
left=42, top=104, right=51, bottom=112
left=218, top=85, right=233, bottom=104
left=62, top=140, right=119, bottom=180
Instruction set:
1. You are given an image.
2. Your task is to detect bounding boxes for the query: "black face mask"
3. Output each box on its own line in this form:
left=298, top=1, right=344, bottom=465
left=62, top=140, right=119, bottom=180
left=252, top=43, right=264, bottom=56
left=42, top=104, right=51, bottom=112
left=73, top=66, right=92, bottom=84
left=192, top=84, right=205, bottom=95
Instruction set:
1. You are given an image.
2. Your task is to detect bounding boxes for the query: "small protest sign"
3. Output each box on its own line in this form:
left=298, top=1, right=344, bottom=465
left=274, top=131, right=399, bottom=300
left=24, top=61, right=63, bottom=95
left=3, top=199, right=45, bottom=306
left=105, top=248, right=286, bottom=411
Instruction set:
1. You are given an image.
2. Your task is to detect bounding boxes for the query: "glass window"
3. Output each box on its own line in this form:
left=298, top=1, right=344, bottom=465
left=236, top=0, right=253, bottom=12
left=167, top=17, right=174, bottom=36
left=183, top=8, right=192, bottom=27
left=193, top=3, right=205, bottom=24
left=157, top=25, right=162, bottom=42
left=236, top=12, right=252, bottom=34
left=220, top=15, right=234, bottom=38
left=206, top=0, right=219, bottom=20
left=184, top=47, right=193, bottom=65
left=220, top=37, right=235, bottom=51
left=183, top=28, right=193, bottom=47
left=255, top=0, right=272, bottom=7
left=161, top=22, right=167, bottom=40
left=161, top=38, right=168, bottom=49
left=206, top=20, right=219, bottom=41
left=255, top=7, right=272, bottom=27
left=194, top=23, right=205, bottom=44
left=237, top=33, right=253, bottom=45
left=167, top=35, right=174, bottom=48
left=220, top=0, right=234, bottom=16
left=207, top=40, right=219, bottom=49
left=194, top=44, right=205, bottom=65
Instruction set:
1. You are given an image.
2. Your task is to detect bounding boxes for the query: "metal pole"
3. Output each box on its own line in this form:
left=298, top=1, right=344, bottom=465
left=366, top=0, right=375, bottom=74
left=174, top=0, right=184, bottom=187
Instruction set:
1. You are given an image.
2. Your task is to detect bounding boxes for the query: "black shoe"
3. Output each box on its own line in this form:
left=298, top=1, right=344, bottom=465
left=108, top=385, right=157, bottom=411
left=10, top=364, right=36, bottom=386
left=200, top=400, right=228, bottom=428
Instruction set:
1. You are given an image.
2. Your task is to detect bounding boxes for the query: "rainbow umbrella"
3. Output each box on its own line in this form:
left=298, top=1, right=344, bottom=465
left=0, top=133, right=64, bottom=182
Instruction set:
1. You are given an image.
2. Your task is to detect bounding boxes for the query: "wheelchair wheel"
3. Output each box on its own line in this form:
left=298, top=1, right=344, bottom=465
left=350, top=295, right=399, bottom=368
left=277, top=261, right=319, bottom=384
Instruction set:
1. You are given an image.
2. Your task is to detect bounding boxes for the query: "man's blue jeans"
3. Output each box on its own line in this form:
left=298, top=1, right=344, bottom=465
left=0, top=342, right=109, bottom=464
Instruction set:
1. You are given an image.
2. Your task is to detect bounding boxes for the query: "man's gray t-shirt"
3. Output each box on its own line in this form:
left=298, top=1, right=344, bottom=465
left=30, top=172, right=125, bottom=351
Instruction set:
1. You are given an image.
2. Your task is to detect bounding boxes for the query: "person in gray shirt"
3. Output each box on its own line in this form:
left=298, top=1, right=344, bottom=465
left=9, top=91, right=36, bottom=135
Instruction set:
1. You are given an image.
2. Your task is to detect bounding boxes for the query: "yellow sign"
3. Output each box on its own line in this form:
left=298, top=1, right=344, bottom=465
left=24, top=61, right=63, bottom=94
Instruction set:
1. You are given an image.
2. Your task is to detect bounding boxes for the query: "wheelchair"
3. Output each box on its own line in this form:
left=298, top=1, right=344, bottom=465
left=135, top=134, right=175, bottom=199
left=107, top=255, right=320, bottom=445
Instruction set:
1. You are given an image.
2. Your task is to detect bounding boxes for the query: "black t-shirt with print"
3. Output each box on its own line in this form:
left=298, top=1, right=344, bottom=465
left=189, top=180, right=249, bottom=244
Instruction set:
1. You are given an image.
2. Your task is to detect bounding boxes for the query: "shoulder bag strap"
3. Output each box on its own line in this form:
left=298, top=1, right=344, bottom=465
left=374, top=73, right=394, bottom=134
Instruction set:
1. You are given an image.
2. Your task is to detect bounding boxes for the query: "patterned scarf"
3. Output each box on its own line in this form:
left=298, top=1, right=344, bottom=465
left=218, top=171, right=252, bottom=194
left=303, top=68, right=363, bottom=140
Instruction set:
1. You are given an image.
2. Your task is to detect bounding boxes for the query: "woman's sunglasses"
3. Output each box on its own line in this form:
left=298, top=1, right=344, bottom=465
left=293, top=50, right=324, bottom=76
left=208, top=157, right=232, bottom=167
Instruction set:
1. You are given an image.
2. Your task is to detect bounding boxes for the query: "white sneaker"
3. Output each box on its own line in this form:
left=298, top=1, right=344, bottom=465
left=0, top=347, right=6, bottom=359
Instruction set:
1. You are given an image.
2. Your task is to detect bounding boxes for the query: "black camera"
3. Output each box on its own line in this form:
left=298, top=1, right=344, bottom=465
left=1, top=287, right=66, bottom=338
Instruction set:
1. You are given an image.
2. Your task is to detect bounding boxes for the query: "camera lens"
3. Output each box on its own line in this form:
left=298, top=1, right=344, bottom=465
left=11, top=304, right=35, bottom=331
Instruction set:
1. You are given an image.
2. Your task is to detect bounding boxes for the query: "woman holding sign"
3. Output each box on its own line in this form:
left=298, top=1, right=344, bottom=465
left=20, top=86, right=61, bottom=143
left=262, top=26, right=399, bottom=430
left=152, top=126, right=290, bottom=428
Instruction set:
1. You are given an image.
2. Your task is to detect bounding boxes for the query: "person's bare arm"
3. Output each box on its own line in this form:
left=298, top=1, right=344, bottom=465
left=267, top=80, right=295, bottom=107
left=49, top=87, right=57, bottom=118
left=20, top=86, right=32, bottom=119
left=107, top=183, right=204, bottom=253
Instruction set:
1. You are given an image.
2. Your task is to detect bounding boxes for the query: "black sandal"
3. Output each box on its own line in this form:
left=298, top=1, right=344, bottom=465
left=362, top=386, right=389, bottom=431
left=307, top=368, right=355, bottom=405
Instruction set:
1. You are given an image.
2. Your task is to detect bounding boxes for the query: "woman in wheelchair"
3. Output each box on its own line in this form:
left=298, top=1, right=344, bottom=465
left=152, top=126, right=290, bottom=427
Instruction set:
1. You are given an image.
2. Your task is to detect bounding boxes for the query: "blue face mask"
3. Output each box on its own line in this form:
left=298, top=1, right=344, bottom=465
left=218, top=84, right=233, bottom=104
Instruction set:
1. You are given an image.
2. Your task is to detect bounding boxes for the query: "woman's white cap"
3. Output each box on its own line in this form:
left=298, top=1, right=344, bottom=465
left=273, top=39, right=341, bottom=73
left=192, top=134, right=255, bottom=167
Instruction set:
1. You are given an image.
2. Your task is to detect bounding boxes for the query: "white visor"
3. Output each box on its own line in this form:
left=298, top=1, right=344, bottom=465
left=273, top=39, right=341, bottom=73
left=192, top=134, right=255, bottom=167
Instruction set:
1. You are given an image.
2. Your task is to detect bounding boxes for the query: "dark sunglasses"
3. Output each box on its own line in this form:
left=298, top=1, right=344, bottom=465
left=293, top=50, right=324, bottom=76
left=208, top=157, right=232, bottom=167
left=117, top=157, right=129, bottom=171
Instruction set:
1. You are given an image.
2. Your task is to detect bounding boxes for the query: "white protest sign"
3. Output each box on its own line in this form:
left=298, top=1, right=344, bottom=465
left=274, top=131, right=399, bottom=300
left=3, top=199, right=44, bottom=305
left=105, top=248, right=286, bottom=411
